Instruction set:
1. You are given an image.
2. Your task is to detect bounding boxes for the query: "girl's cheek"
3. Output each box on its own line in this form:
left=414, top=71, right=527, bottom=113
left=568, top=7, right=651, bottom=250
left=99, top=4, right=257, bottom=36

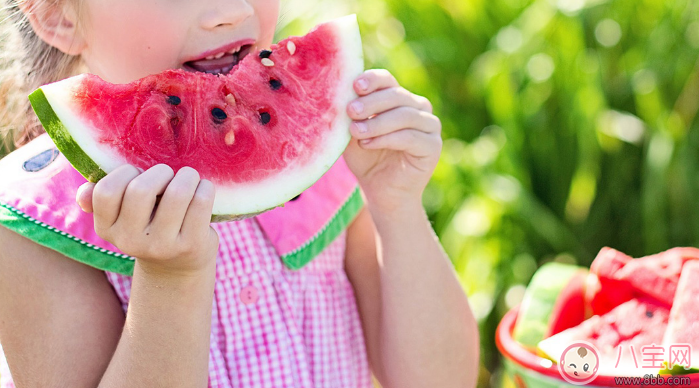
left=81, top=4, right=186, bottom=83
left=253, top=0, right=281, bottom=45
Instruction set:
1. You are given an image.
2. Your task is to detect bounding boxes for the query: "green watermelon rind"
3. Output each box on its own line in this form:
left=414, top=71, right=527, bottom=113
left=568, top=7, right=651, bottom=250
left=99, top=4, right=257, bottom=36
left=513, top=262, right=587, bottom=348
left=28, top=88, right=107, bottom=183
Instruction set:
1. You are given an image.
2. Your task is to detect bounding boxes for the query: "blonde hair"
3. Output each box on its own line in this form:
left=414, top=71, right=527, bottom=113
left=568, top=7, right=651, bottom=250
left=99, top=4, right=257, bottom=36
left=0, top=0, right=83, bottom=151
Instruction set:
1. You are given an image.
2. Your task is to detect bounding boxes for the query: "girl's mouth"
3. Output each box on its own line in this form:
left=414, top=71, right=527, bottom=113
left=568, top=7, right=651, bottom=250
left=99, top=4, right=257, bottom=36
left=183, top=44, right=254, bottom=75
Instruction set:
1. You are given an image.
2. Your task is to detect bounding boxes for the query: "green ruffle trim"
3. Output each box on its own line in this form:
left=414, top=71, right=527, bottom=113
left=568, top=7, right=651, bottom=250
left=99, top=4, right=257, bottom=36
left=280, top=185, right=364, bottom=270
left=0, top=202, right=136, bottom=276
left=0, top=186, right=363, bottom=275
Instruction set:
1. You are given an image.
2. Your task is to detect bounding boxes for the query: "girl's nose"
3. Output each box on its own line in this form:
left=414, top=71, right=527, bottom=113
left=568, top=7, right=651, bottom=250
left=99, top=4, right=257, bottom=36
left=199, top=0, right=255, bottom=30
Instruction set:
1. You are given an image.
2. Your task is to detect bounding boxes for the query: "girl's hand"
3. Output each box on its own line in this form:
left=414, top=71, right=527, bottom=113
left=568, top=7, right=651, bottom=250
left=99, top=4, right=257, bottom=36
left=75, top=164, right=220, bottom=277
left=343, top=69, right=442, bottom=213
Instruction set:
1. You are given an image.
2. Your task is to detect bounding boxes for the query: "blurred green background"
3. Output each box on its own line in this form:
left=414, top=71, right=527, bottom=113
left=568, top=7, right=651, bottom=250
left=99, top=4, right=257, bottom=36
left=3, top=0, right=699, bottom=386
left=277, top=0, right=699, bottom=387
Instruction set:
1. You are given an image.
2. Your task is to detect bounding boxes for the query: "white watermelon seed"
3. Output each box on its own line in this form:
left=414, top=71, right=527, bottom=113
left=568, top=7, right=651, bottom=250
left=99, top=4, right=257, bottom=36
left=261, top=58, right=275, bottom=67
left=287, top=41, right=296, bottom=55
left=225, top=130, right=236, bottom=145
left=226, top=93, right=236, bottom=107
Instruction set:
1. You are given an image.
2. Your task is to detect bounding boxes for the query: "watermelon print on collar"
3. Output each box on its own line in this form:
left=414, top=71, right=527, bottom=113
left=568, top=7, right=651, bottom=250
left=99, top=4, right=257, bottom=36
left=0, top=134, right=363, bottom=275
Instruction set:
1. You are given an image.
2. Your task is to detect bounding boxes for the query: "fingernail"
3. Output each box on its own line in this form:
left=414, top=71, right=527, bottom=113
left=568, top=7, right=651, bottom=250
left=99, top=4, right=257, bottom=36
left=361, top=139, right=372, bottom=145
left=76, top=184, right=87, bottom=200
left=350, top=101, right=364, bottom=115
left=357, top=78, right=368, bottom=91
left=354, top=122, right=368, bottom=133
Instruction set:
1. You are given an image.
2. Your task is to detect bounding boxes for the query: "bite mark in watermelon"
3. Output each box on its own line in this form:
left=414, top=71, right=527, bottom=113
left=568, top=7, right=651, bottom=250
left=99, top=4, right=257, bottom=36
left=28, top=15, right=364, bottom=222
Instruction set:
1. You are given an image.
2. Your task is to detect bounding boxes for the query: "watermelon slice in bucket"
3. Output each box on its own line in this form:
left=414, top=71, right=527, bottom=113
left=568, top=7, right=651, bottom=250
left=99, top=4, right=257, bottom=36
left=28, top=15, right=364, bottom=222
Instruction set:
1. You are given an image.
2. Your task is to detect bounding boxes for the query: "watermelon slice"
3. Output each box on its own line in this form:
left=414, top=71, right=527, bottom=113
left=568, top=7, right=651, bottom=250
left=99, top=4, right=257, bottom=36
left=548, top=270, right=587, bottom=336
left=28, top=15, right=364, bottom=222
left=513, top=262, right=588, bottom=349
left=590, top=247, right=632, bottom=277
left=538, top=298, right=669, bottom=377
left=662, top=260, right=699, bottom=372
left=616, top=248, right=699, bottom=306
left=585, top=248, right=634, bottom=316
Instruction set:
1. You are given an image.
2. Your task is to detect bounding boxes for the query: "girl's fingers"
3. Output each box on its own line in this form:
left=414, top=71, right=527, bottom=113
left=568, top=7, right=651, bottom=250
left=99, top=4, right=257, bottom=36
left=117, top=164, right=175, bottom=231
left=347, top=87, right=433, bottom=121
left=92, top=164, right=141, bottom=233
left=149, top=166, right=201, bottom=237
left=358, top=128, right=442, bottom=158
left=350, top=106, right=441, bottom=140
left=180, top=179, right=216, bottom=240
left=76, top=183, right=96, bottom=213
left=354, top=69, right=400, bottom=96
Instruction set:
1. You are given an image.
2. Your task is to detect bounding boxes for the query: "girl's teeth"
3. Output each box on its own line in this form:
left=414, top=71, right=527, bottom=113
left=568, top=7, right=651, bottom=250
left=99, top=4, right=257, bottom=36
left=214, top=52, right=225, bottom=59
left=206, top=55, right=215, bottom=60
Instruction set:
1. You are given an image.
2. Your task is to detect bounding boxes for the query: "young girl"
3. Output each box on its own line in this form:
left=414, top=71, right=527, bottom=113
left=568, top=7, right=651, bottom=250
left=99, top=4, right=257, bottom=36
left=0, top=0, right=479, bottom=387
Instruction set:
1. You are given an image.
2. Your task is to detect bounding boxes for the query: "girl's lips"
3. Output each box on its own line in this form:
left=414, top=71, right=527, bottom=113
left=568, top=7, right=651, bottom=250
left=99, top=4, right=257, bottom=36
left=183, top=44, right=253, bottom=75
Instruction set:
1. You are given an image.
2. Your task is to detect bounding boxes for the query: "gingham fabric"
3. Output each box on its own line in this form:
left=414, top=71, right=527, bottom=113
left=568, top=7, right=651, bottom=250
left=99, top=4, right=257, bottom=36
left=0, top=217, right=374, bottom=387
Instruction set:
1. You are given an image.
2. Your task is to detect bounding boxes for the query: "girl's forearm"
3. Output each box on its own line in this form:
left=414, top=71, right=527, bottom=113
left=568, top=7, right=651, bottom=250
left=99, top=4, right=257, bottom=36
left=369, top=201, right=479, bottom=388
left=98, top=260, right=216, bottom=388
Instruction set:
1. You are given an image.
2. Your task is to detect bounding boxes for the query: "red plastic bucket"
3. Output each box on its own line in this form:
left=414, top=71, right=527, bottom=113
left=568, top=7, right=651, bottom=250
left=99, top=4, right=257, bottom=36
left=496, top=307, right=699, bottom=387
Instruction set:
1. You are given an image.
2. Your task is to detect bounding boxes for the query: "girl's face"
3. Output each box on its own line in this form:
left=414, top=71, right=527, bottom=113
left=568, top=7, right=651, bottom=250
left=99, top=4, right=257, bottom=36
left=76, top=0, right=280, bottom=84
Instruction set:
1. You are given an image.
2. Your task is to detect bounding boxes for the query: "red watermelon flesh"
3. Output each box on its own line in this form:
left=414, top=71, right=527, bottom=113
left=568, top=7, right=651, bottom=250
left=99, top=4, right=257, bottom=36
left=29, top=16, right=364, bottom=221
left=616, top=247, right=699, bottom=306
left=538, top=298, right=670, bottom=376
left=590, top=247, right=632, bottom=278
left=584, top=274, right=634, bottom=316
left=585, top=248, right=634, bottom=316
left=547, top=270, right=587, bottom=337
left=662, top=260, right=699, bottom=371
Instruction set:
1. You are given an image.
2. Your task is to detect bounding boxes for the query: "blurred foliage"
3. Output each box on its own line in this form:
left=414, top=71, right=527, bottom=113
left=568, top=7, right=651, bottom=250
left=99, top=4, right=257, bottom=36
left=2, top=0, right=699, bottom=386
left=279, top=0, right=699, bottom=386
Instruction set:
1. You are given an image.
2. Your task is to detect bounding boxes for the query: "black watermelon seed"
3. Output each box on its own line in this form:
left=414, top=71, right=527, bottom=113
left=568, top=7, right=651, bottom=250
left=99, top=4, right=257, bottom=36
left=259, top=50, right=272, bottom=59
left=167, top=95, right=181, bottom=105
left=269, top=79, right=282, bottom=90
left=260, top=111, right=272, bottom=125
left=646, top=310, right=654, bottom=318
left=211, top=108, right=227, bottom=121
left=290, top=194, right=301, bottom=202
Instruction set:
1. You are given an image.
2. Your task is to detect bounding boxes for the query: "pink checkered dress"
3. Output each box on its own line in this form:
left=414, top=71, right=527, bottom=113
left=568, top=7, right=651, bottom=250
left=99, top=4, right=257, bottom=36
left=0, top=134, right=375, bottom=387
left=107, top=219, right=373, bottom=387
